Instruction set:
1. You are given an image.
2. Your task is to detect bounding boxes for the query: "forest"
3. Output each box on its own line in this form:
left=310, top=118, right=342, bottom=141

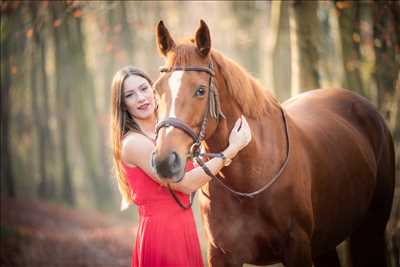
left=1, top=1, right=399, bottom=266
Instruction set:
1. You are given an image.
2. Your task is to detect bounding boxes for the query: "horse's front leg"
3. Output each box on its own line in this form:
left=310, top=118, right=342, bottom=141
left=282, top=228, right=313, bottom=267
left=208, top=245, right=242, bottom=267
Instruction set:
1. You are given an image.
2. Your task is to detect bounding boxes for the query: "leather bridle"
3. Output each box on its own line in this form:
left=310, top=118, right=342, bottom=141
left=153, top=61, right=291, bottom=209
left=156, top=62, right=223, bottom=159
left=154, top=62, right=224, bottom=209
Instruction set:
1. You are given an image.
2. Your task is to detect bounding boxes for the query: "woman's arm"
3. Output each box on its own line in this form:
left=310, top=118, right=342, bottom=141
left=121, top=134, right=238, bottom=194
left=121, top=133, right=162, bottom=181
left=169, top=116, right=251, bottom=194
left=121, top=116, right=252, bottom=194
left=166, top=144, right=239, bottom=194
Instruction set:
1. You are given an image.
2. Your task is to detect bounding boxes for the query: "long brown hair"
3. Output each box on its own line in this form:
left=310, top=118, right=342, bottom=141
left=110, top=66, right=153, bottom=207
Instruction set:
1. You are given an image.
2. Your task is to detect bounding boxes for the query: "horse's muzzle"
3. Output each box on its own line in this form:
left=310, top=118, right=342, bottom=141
left=152, top=151, right=184, bottom=182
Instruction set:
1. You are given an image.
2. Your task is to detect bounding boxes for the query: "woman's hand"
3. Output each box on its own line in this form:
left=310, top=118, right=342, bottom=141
left=223, top=115, right=252, bottom=159
left=166, top=116, right=252, bottom=194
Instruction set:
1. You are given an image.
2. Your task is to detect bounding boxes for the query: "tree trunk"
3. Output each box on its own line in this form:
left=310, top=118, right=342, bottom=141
left=268, top=0, right=292, bottom=101
left=29, top=2, right=53, bottom=199
left=50, top=2, right=75, bottom=206
left=99, top=3, right=116, bottom=192
left=119, top=1, right=135, bottom=62
left=0, top=7, right=16, bottom=198
left=69, top=5, right=115, bottom=211
left=38, top=21, right=56, bottom=198
left=230, top=2, right=261, bottom=76
left=372, top=3, right=400, bottom=267
left=335, top=1, right=364, bottom=95
left=28, top=3, right=49, bottom=200
left=289, top=1, right=321, bottom=94
left=373, top=1, right=399, bottom=120
left=326, top=1, right=345, bottom=88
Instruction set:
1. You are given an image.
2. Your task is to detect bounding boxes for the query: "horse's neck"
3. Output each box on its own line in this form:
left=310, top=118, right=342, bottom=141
left=206, top=52, right=288, bottom=189
left=206, top=102, right=288, bottom=191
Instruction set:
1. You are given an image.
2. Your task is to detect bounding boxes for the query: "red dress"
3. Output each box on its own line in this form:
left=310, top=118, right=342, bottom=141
left=123, top=163, right=204, bottom=267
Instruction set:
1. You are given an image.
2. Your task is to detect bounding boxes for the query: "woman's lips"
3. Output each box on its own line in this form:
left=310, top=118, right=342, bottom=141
left=138, top=103, right=150, bottom=110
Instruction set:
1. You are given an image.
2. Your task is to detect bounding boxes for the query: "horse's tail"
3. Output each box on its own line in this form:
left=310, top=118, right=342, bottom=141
left=350, top=121, right=395, bottom=267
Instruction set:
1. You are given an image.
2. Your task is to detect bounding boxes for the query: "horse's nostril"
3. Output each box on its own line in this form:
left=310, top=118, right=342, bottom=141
left=151, top=151, right=156, bottom=169
left=155, top=151, right=182, bottom=179
left=168, top=152, right=179, bottom=167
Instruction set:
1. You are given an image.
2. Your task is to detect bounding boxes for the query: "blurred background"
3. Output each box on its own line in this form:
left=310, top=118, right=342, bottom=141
left=1, top=1, right=399, bottom=266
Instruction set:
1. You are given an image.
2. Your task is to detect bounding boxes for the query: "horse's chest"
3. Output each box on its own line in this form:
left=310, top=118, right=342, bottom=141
left=200, top=194, right=279, bottom=262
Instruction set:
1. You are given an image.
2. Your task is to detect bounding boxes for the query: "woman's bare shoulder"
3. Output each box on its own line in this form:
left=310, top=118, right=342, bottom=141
left=121, top=132, right=154, bottom=167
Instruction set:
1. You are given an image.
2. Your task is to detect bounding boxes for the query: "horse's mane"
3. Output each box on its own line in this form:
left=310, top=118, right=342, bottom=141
left=170, top=41, right=279, bottom=119
left=211, top=49, right=279, bottom=118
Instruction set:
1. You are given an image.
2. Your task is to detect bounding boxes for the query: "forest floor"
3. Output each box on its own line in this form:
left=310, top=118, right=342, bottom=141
left=1, top=197, right=136, bottom=267
left=2, top=195, right=397, bottom=267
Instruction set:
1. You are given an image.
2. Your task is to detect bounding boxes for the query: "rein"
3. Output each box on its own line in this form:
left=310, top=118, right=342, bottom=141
left=154, top=61, right=290, bottom=208
left=197, top=107, right=290, bottom=198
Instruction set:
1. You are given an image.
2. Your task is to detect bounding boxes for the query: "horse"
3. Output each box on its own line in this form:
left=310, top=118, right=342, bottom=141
left=151, top=20, right=395, bottom=267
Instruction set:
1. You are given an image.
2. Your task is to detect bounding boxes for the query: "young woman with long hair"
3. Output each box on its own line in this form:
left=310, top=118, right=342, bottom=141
left=110, top=66, right=251, bottom=267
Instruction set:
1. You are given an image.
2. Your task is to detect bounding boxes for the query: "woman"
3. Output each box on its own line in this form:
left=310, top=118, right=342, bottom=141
left=110, top=66, right=252, bottom=267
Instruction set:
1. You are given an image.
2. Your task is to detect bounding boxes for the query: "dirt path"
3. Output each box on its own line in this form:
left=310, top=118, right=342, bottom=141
left=1, top=197, right=137, bottom=267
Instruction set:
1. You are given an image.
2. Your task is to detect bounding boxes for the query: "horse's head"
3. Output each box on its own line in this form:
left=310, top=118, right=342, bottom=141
left=152, top=20, right=224, bottom=182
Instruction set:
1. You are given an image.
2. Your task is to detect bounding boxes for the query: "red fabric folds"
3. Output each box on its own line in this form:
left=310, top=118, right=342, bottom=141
left=123, top=163, right=204, bottom=267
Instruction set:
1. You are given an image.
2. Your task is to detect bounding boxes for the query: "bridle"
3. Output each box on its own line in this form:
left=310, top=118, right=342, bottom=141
left=154, top=62, right=224, bottom=209
left=153, top=61, right=290, bottom=209
left=156, top=62, right=224, bottom=159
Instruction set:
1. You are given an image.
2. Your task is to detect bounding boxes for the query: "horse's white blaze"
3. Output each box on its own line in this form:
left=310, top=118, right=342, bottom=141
left=166, top=71, right=184, bottom=134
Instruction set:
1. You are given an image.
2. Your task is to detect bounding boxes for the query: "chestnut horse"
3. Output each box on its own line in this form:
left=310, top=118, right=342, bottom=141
left=151, top=20, right=395, bottom=267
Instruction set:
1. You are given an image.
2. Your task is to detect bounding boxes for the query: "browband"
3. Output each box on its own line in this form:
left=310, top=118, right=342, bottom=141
left=160, top=66, right=215, bottom=76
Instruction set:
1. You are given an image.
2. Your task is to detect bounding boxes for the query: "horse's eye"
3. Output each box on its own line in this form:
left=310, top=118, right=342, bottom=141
left=195, top=87, right=206, bottom=97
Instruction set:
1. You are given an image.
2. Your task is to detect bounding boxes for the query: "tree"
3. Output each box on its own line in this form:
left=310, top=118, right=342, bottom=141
left=372, top=3, right=400, bottom=267
left=373, top=1, right=399, bottom=124
left=49, top=2, right=75, bottom=206
left=63, top=2, right=115, bottom=211
left=1, top=4, right=17, bottom=198
left=335, top=1, right=364, bottom=95
left=28, top=2, right=55, bottom=199
left=289, top=1, right=321, bottom=94
left=230, top=2, right=263, bottom=78
left=267, top=0, right=292, bottom=101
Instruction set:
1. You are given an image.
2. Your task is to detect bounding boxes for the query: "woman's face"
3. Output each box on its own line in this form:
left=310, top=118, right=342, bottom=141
left=123, top=75, right=155, bottom=120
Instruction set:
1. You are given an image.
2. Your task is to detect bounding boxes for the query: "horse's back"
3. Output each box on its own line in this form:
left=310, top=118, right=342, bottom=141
left=282, top=88, right=395, bottom=255
left=283, top=88, right=389, bottom=166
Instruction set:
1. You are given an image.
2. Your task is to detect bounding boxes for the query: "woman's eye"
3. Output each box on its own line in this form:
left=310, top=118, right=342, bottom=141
left=195, top=87, right=206, bottom=97
left=125, top=92, right=136, bottom=98
left=141, top=86, right=148, bottom=92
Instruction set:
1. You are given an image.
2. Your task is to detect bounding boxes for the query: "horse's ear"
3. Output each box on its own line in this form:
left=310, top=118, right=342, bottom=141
left=156, top=21, right=175, bottom=57
left=195, top=20, right=211, bottom=57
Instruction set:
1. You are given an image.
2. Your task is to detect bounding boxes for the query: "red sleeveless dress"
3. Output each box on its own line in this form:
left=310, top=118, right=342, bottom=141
left=123, top=163, right=204, bottom=267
